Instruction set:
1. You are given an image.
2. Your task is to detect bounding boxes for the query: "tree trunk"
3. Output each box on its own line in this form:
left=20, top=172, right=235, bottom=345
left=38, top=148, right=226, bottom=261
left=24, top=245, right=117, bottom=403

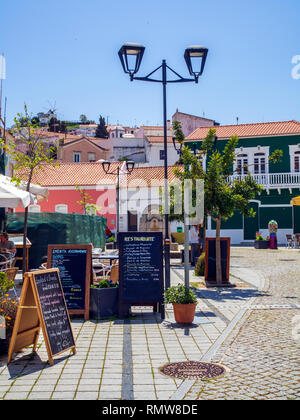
left=22, top=206, right=28, bottom=276
left=215, top=215, right=222, bottom=285
left=23, top=171, right=33, bottom=277
left=184, top=212, right=189, bottom=288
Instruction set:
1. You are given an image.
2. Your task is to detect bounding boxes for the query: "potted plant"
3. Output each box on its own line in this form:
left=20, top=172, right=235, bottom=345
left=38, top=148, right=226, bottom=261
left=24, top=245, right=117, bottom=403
left=0, top=272, right=18, bottom=356
left=164, top=284, right=197, bottom=324
left=90, top=279, right=119, bottom=319
left=106, top=236, right=117, bottom=250
left=254, top=233, right=270, bottom=249
left=195, top=253, right=205, bottom=277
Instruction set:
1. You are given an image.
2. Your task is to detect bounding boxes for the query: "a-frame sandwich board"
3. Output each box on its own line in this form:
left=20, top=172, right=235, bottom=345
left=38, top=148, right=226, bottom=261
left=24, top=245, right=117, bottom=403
left=8, top=269, right=76, bottom=366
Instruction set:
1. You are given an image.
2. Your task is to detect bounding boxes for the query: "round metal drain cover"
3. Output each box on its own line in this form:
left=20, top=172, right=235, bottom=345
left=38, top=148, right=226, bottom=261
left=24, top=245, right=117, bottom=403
left=159, top=361, right=227, bottom=380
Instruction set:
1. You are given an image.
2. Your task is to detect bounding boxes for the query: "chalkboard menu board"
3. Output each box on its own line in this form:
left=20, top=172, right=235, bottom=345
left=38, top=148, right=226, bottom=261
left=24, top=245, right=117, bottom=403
left=34, top=270, right=75, bottom=355
left=118, top=232, right=164, bottom=311
left=8, top=269, right=76, bottom=366
left=205, top=237, right=231, bottom=284
left=48, top=244, right=92, bottom=320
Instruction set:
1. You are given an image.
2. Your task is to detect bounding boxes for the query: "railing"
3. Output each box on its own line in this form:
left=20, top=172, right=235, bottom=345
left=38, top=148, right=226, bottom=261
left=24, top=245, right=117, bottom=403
left=228, top=172, right=300, bottom=188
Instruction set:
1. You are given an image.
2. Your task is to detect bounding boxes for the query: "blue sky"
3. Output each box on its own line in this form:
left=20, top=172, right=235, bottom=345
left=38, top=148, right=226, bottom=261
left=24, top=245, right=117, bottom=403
left=1, top=0, right=300, bottom=127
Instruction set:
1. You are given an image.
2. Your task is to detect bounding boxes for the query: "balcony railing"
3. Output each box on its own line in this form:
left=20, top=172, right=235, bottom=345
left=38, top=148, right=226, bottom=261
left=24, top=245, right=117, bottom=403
left=228, top=172, right=300, bottom=189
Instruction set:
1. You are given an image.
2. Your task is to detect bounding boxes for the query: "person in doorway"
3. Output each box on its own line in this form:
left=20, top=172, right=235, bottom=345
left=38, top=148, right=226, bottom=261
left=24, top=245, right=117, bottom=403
left=189, top=225, right=200, bottom=266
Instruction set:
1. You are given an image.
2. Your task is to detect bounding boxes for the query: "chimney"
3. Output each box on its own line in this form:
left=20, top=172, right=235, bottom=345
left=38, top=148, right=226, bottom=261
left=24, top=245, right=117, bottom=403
left=167, top=120, right=171, bottom=129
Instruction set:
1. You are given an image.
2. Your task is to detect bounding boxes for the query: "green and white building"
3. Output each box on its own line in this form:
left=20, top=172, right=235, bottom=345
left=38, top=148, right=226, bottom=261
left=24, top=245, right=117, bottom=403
left=185, top=120, right=300, bottom=245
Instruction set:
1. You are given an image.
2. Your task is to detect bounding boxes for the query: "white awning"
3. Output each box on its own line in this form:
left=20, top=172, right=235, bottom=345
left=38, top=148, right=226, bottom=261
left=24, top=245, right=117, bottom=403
left=0, top=174, right=49, bottom=208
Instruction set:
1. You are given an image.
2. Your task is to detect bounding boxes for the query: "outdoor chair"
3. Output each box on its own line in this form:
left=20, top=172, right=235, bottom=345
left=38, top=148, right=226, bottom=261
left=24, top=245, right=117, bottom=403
left=0, top=253, right=15, bottom=271
left=295, top=234, right=300, bottom=248
left=286, top=234, right=294, bottom=248
left=109, top=261, right=119, bottom=284
left=92, top=259, right=112, bottom=281
left=39, top=262, right=48, bottom=270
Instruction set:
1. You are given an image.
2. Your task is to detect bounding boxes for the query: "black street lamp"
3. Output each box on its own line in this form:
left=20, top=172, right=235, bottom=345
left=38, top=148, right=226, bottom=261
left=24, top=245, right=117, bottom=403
left=102, top=160, right=135, bottom=236
left=184, top=46, right=208, bottom=82
left=118, top=43, right=208, bottom=290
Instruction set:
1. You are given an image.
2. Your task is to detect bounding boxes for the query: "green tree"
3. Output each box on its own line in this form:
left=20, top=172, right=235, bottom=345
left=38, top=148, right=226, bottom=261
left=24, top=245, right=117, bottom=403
left=80, top=114, right=88, bottom=123
left=0, top=105, right=59, bottom=275
left=171, top=124, right=282, bottom=285
left=75, top=185, right=100, bottom=216
left=95, top=115, right=109, bottom=138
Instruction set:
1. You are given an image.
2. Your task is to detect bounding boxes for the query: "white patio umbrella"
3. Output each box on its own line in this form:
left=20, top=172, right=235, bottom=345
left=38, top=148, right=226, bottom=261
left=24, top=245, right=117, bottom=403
left=0, top=174, right=48, bottom=208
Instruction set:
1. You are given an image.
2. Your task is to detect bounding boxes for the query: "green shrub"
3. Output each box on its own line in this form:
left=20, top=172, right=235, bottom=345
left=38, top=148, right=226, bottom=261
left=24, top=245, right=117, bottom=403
left=164, top=284, right=197, bottom=304
left=195, top=253, right=205, bottom=276
left=0, top=272, right=15, bottom=298
left=107, top=236, right=116, bottom=243
left=91, top=279, right=118, bottom=289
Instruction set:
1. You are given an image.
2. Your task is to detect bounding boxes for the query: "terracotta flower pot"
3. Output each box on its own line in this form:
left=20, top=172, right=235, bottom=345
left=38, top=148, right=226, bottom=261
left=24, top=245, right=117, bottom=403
left=172, top=303, right=197, bottom=324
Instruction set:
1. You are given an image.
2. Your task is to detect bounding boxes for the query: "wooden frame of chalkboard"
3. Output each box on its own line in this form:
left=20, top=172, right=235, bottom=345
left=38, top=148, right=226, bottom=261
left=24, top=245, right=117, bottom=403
left=8, top=269, right=76, bottom=366
left=118, top=232, right=164, bottom=318
left=204, top=237, right=231, bottom=284
left=47, top=244, right=92, bottom=320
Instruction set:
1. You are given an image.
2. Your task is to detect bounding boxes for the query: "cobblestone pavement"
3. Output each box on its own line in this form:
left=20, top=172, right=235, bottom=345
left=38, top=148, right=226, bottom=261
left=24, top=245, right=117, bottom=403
left=0, top=299, right=229, bottom=400
left=0, top=248, right=299, bottom=400
left=185, top=248, right=300, bottom=400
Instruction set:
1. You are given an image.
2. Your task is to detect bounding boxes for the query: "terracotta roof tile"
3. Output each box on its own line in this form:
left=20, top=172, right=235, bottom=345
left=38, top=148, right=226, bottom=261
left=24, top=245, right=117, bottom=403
left=146, top=136, right=174, bottom=144
left=15, top=163, right=183, bottom=188
left=120, top=165, right=184, bottom=187
left=186, top=120, right=300, bottom=141
left=16, top=162, right=121, bottom=187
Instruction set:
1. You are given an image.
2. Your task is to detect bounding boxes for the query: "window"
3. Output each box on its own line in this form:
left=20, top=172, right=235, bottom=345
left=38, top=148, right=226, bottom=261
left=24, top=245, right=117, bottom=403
left=236, top=154, right=248, bottom=175
left=254, top=153, right=266, bottom=174
left=294, top=151, right=300, bottom=172
left=160, top=150, right=165, bottom=160
left=88, top=152, right=96, bottom=162
left=55, top=204, right=68, bottom=214
left=28, top=205, right=40, bottom=213
left=73, top=152, right=81, bottom=163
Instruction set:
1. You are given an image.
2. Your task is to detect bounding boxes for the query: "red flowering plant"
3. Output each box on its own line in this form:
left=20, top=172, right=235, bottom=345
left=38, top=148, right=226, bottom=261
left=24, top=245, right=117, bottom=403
left=0, top=272, right=18, bottom=338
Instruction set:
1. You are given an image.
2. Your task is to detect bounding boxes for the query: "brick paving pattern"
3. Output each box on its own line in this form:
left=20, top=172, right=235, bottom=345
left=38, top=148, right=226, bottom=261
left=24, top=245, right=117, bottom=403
left=1, top=247, right=299, bottom=400
left=185, top=248, right=300, bottom=400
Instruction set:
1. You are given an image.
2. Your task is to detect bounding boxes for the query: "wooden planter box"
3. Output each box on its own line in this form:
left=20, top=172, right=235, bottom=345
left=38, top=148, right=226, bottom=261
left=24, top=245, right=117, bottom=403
left=90, top=287, right=119, bottom=319
left=254, top=240, right=270, bottom=249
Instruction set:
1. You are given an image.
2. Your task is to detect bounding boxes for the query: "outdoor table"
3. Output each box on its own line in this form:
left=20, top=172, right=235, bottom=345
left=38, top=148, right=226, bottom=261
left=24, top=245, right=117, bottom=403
left=8, top=234, right=31, bottom=271
left=92, top=254, right=119, bottom=266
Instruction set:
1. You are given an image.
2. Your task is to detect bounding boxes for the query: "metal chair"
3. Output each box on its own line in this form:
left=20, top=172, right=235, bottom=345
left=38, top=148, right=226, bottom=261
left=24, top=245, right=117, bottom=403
left=286, top=234, right=294, bottom=248
left=0, top=253, right=15, bottom=270
left=92, top=259, right=112, bottom=281
left=295, top=234, right=300, bottom=248
left=109, top=260, right=119, bottom=285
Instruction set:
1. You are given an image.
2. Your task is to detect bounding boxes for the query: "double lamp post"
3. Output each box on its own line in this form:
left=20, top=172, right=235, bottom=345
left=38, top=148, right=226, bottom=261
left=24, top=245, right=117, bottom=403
left=116, top=43, right=208, bottom=290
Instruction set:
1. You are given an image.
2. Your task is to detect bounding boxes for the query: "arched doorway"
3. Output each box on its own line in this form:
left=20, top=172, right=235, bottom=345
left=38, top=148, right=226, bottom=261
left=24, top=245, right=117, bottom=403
left=139, top=204, right=170, bottom=236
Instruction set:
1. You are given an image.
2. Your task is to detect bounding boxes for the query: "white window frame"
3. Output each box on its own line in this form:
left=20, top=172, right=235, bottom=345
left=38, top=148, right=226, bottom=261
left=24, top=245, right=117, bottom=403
left=73, top=152, right=81, bottom=163
left=28, top=204, right=41, bottom=213
left=289, top=145, right=300, bottom=173
left=55, top=204, right=68, bottom=214
left=234, top=146, right=269, bottom=175
left=88, top=152, right=96, bottom=162
left=254, top=152, right=266, bottom=175
left=236, top=153, right=249, bottom=175
left=294, top=151, right=300, bottom=173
